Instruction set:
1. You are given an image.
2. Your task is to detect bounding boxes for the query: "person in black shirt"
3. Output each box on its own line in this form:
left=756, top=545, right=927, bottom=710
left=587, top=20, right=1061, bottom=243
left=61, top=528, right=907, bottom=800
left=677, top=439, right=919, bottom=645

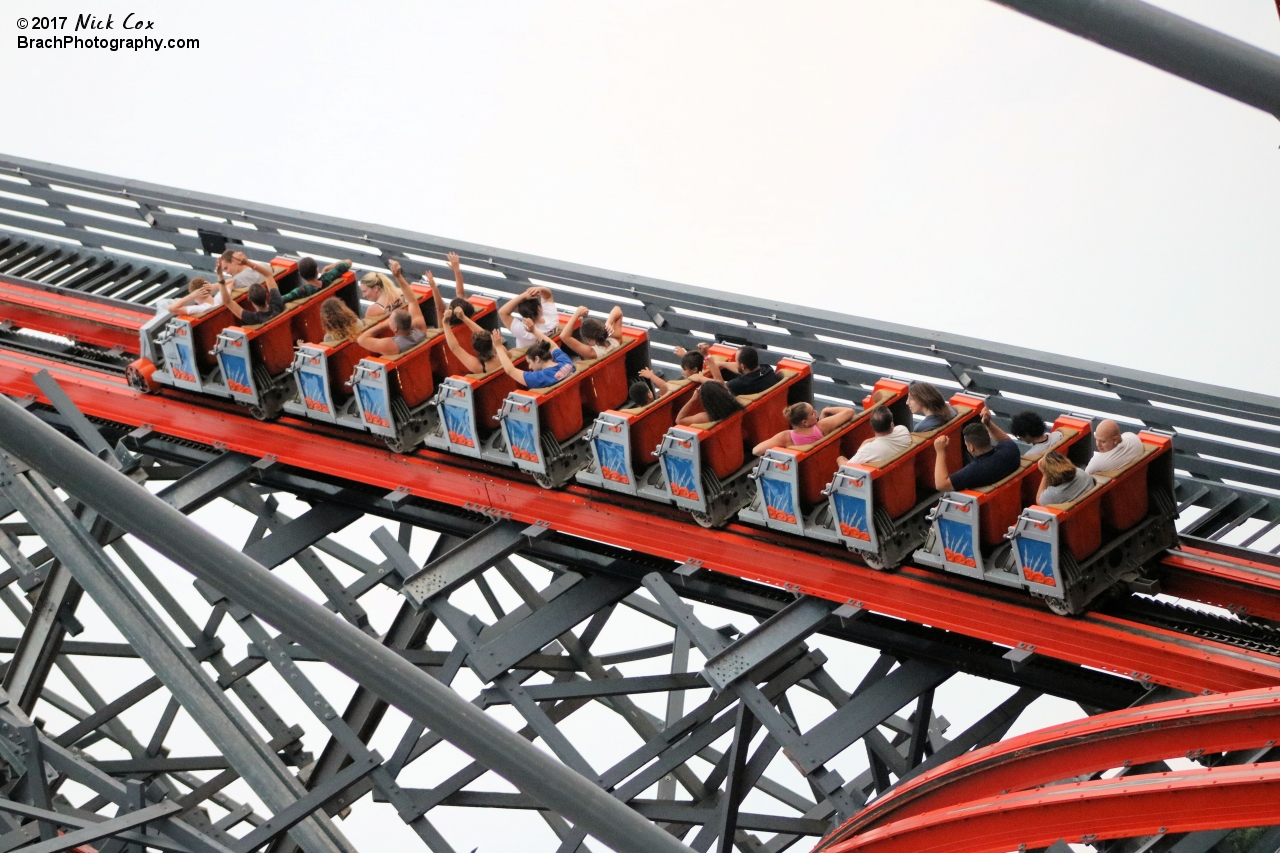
left=933, top=422, right=1021, bottom=492
left=710, top=345, right=781, bottom=395
left=218, top=255, right=284, bottom=326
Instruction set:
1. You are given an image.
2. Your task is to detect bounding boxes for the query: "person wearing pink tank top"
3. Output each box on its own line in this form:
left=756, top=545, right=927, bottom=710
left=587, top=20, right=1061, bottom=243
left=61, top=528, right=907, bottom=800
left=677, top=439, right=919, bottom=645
left=788, top=423, right=825, bottom=446
left=752, top=401, right=857, bottom=457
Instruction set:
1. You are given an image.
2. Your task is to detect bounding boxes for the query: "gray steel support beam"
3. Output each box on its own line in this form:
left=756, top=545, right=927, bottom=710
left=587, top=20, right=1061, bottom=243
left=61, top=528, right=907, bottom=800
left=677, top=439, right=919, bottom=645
left=470, top=573, right=637, bottom=682
left=1245, top=825, right=1280, bottom=853
left=0, top=799, right=194, bottom=853
left=53, top=675, right=162, bottom=747
left=301, top=598, right=434, bottom=817
left=10, top=801, right=183, bottom=853
left=2, top=560, right=81, bottom=715
left=31, top=370, right=123, bottom=468
left=988, top=0, right=1280, bottom=118
left=642, top=574, right=862, bottom=820
left=0, top=391, right=698, bottom=853
left=0, top=457, right=352, bottom=853
left=230, top=755, right=381, bottom=853
left=0, top=700, right=235, bottom=853
left=714, top=704, right=757, bottom=853
left=658, top=628, right=692, bottom=802
left=793, top=659, right=953, bottom=774
left=397, top=521, right=550, bottom=606
left=897, top=687, right=1039, bottom=786
left=156, top=452, right=258, bottom=514
left=701, top=597, right=837, bottom=692
left=243, top=503, right=364, bottom=571
left=481, top=673, right=707, bottom=702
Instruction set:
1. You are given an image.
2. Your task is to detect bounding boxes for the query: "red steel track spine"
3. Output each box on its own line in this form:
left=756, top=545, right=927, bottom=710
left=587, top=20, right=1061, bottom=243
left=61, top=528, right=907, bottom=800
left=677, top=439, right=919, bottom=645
left=819, top=764, right=1280, bottom=853
left=817, top=686, right=1280, bottom=846
left=0, top=280, right=148, bottom=353
left=1161, top=549, right=1280, bottom=621
left=2, top=349, right=1280, bottom=696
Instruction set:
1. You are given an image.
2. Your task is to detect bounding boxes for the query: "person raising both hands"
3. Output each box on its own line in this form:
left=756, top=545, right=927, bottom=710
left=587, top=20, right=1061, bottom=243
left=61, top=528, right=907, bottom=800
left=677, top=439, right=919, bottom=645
left=432, top=274, right=501, bottom=375
left=436, top=251, right=482, bottom=327
left=562, top=305, right=625, bottom=359
left=357, top=260, right=431, bottom=355
left=499, top=284, right=559, bottom=349
left=217, top=253, right=283, bottom=325
left=491, top=327, right=575, bottom=389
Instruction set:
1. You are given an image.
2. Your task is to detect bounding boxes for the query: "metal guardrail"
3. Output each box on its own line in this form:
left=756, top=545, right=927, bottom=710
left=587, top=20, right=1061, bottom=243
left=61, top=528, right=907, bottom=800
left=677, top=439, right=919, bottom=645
left=1, top=152, right=1277, bottom=552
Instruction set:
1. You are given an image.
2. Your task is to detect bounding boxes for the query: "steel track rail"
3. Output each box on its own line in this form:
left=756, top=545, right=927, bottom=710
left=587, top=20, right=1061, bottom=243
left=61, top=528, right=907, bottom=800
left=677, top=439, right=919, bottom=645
left=819, top=762, right=1280, bottom=853
left=1160, top=547, right=1280, bottom=622
left=0, top=274, right=149, bottom=353
left=2, top=349, right=1279, bottom=696
left=816, top=686, right=1280, bottom=848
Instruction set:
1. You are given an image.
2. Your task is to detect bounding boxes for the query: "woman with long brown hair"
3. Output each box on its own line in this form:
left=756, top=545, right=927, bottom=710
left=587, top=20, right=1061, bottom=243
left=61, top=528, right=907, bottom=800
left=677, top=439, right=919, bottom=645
left=907, top=381, right=956, bottom=432
left=676, top=380, right=745, bottom=426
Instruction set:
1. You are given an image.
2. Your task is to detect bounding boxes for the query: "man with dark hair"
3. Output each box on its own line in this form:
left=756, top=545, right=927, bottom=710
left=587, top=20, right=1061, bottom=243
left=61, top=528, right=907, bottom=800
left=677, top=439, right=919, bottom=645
left=217, top=253, right=284, bottom=325
left=933, top=420, right=1020, bottom=491
left=843, top=406, right=911, bottom=467
left=280, top=256, right=352, bottom=303
left=712, top=345, right=782, bottom=395
left=992, top=409, right=1065, bottom=458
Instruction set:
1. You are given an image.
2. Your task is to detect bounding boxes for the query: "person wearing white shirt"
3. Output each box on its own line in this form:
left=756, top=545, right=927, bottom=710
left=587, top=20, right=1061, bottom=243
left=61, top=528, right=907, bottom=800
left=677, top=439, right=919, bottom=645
left=157, top=277, right=224, bottom=316
left=1086, top=420, right=1145, bottom=474
left=842, top=408, right=912, bottom=467
left=499, top=285, right=560, bottom=349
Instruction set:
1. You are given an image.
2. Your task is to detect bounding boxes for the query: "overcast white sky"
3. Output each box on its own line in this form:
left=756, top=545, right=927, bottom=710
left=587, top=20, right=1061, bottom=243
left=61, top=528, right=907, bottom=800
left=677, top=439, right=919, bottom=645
left=3, top=1, right=1279, bottom=397
left=4, top=3, right=1280, bottom=852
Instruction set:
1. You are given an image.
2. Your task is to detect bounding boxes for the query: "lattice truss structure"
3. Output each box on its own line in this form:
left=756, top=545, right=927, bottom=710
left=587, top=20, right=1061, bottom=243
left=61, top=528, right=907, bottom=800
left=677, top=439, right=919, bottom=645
left=0, top=375, right=1188, bottom=853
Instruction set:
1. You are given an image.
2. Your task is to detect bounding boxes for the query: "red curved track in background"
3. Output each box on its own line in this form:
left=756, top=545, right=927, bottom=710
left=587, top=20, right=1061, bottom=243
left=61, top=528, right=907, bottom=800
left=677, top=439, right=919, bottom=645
left=816, top=687, right=1280, bottom=850
left=821, top=763, right=1280, bottom=853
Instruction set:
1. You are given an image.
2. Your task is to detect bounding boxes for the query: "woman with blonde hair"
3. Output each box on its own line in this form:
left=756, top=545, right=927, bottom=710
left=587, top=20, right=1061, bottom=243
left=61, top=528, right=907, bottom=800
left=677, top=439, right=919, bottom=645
left=1036, top=451, right=1094, bottom=505
left=907, top=381, right=956, bottom=432
left=320, top=298, right=363, bottom=343
left=752, top=401, right=855, bottom=456
left=358, top=271, right=405, bottom=319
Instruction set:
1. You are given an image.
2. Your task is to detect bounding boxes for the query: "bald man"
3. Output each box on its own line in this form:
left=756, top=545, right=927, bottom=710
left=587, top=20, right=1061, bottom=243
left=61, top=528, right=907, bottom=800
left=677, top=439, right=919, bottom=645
left=1085, top=420, right=1145, bottom=474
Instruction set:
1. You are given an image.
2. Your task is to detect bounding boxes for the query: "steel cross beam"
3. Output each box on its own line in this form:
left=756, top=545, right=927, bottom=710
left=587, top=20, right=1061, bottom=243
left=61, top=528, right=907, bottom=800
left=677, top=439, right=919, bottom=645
left=0, top=455, right=353, bottom=853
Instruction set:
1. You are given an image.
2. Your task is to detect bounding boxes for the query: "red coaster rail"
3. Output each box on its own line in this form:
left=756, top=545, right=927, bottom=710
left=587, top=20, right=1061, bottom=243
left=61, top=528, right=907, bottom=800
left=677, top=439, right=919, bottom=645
left=2, top=346, right=1280, bottom=698
left=815, top=686, right=1280, bottom=850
